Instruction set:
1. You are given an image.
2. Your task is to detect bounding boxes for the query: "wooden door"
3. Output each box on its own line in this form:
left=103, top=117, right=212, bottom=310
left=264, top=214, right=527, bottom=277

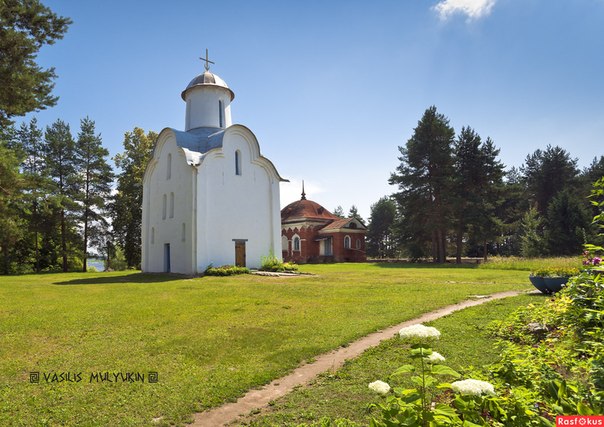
left=235, top=241, right=246, bottom=267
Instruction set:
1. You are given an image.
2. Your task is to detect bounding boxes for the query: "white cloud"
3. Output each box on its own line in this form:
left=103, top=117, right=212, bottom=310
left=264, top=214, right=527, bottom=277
left=433, top=0, right=496, bottom=21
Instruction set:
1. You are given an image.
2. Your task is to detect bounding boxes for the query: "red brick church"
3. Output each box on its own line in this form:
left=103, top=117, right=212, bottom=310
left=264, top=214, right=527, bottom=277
left=281, top=186, right=367, bottom=263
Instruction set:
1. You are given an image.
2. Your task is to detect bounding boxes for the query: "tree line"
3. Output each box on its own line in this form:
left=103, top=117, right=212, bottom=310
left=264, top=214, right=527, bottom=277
left=366, top=106, right=604, bottom=261
left=0, top=118, right=157, bottom=273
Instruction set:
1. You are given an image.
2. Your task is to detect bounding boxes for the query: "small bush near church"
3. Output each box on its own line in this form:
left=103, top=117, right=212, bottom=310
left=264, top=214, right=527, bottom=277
left=204, top=265, right=250, bottom=276
left=260, top=254, right=298, bottom=272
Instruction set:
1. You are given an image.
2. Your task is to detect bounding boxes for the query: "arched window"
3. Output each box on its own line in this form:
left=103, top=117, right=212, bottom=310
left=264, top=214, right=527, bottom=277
left=167, top=153, right=172, bottom=180
left=281, top=235, right=289, bottom=253
left=162, top=194, right=167, bottom=220
left=235, top=150, right=242, bottom=175
left=344, top=235, right=351, bottom=249
left=219, top=100, right=224, bottom=128
left=169, top=192, right=174, bottom=218
left=293, top=236, right=301, bottom=251
left=356, top=238, right=361, bottom=249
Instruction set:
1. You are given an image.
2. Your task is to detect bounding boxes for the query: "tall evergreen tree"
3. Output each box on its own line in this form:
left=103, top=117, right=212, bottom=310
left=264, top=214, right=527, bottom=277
left=496, top=167, right=527, bottom=256
left=348, top=205, right=364, bottom=223
left=75, top=117, right=113, bottom=272
left=389, top=106, right=454, bottom=262
left=15, top=118, right=48, bottom=271
left=366, top=196, right=397, bottom=258
left=0, top=0, right=71, bottom=126
left=44, top=119, right=79, bottom=271
left=332, top=205, right=344, bottom=218
left=112, top=127, right=156, bottom=268
left=0, top=125, right=26, bottom=273
left=544, top=189, right=592, bottom=255
left=521, top=145, right=579, bottom=214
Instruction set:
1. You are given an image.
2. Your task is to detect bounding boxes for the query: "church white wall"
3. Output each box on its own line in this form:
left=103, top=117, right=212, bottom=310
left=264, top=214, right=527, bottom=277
left=195, top=131, right=281, bottom=270
left=142, top=134, right=195, bottom=274
left=185, top=86, right=232, bottom=131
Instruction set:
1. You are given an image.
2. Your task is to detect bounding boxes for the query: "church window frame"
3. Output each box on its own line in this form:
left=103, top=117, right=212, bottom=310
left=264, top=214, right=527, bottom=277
left=293, top=235, right=301, bottom=252
left=281, top=235, right=289, bottom=254
left=169, top=192, right=174, bottom=218
left=162, top=194, right=167, bottom=220
left=235, top=150, right=242, bottom=176
left=356, top=238, right=362, bottom=249
left=344, top=235, right=351, bottom=249
left=167, top=153, right=172, bottom=180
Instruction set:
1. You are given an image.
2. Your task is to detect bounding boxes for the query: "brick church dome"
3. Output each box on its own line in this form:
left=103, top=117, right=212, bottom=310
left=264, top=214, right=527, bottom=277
left=281, top=199, right=338, bottom=222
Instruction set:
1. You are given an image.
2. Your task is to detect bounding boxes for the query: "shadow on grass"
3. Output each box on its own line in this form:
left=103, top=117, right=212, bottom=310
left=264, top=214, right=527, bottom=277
left=370, top=262, right=477, bottom=269
left=54, top=272, right=190, bottom=285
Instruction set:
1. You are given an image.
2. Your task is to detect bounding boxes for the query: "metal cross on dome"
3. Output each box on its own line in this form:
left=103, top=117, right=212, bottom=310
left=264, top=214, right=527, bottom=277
left=200, top=48, right=215, bottom=71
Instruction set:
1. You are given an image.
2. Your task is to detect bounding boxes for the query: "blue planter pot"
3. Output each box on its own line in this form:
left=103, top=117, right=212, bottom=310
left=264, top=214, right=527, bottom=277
left=529, top=276, right=550, bottom=294
left=543, top=277, right=569, bottom=293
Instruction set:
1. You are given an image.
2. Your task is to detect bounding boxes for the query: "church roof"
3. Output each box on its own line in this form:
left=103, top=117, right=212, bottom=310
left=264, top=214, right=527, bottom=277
left=281, top=199, right=339, bottom=223
left=171, top=126, right=226, bottom=154
left=181, top=71, right=235, bottom=101
left=320, top=217, right=367, bottom=231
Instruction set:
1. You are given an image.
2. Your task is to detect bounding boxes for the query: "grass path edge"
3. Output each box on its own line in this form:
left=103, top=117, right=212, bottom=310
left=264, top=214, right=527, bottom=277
left=191, top=290, right=527, bottom=427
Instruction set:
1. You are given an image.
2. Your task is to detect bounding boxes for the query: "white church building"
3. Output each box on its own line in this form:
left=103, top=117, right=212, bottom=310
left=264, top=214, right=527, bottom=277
left=141, top=54, right=286, bottom=274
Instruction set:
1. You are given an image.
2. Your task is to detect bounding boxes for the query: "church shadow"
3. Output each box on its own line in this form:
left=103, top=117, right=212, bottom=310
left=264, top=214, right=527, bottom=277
left=54, top=272, right=189, bottom=285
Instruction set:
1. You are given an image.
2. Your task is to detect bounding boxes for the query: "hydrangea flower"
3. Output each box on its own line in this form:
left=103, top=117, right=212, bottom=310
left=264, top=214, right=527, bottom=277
left=426, top=351, right=446, bottom=363
left=451, top=379, right=495, bottom=396
left=368, top=380, right=391, bottom=395
left=398, top=324, right=441, bottom=340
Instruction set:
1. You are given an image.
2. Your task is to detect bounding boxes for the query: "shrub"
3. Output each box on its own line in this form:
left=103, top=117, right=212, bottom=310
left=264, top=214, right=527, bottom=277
left=204, top=265, right=250, bottom=276
left=259, top=254, right=298, bottom=272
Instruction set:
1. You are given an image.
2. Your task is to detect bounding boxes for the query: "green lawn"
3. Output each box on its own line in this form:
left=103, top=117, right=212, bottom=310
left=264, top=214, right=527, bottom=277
left=0, top=264, right=532, bottom=426
left=243, top=293, right=543, bottom=425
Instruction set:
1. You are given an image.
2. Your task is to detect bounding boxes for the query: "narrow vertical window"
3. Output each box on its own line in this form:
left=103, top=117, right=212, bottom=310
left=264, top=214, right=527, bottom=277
left=181, top=223, right=186, bottom=242
left=356, top=238, right=361, bottom=249
left=344, top=235, right=351, bottom=249
left=151, top=227, right=155, bottom=244
left=235, top=150, right=242, bottom=175
left=162, top=194, right=167, bottom=220
left=169, top=192, right=174, bottom=218
left=167, top=153, right=172, bottom=180
left=219, top=100, right=224, bottom=128
left=293, top=236, right=301, bottom=251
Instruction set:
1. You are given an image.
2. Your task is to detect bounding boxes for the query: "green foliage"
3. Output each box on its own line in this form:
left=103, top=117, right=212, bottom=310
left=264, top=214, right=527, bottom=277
left=204, top=264, right=250, bottom=276
left=75, top=117, right=113, bottom=272
left=520, top=206, right=546, bottom=257
left=0, top=0, right=71, bottom=126
left=260, top=254, right=299, bottom=272
left=390, top=106, right=455, bottom=263
left=111, top=127, right=157, bottom=268
left=366, top=196, right=397, bottom=258
left=530, top=266, right=581, bottom=277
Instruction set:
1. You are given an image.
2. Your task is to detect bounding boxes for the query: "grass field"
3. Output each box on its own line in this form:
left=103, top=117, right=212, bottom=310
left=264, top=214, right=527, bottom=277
left=243, top=293, right=542, bottom=425
left=0, top=263, right=532, bottom=426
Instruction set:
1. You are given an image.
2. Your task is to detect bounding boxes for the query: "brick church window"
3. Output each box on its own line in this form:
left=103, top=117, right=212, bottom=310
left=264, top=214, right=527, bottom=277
left=356, top=238, right=361, bottom=249
left=293, top=236, right=300, bottom=251
left=344, top=235, right=351, bottom=249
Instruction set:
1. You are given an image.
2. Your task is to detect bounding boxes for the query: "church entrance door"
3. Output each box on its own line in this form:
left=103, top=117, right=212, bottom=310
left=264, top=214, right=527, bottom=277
left=234, top=241, right=246, bottom=267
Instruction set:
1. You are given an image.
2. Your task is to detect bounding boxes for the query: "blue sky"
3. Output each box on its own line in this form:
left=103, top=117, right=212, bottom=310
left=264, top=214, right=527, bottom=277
left=23, top=0, right=604, bottom=219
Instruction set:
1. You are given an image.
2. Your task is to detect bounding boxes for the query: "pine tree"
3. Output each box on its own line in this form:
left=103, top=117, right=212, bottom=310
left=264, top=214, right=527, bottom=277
left=348, top=205, right=364, bottom=223
left=75, top=117, right=113, bottom=272
left=44, top=119, right=79, bottom=271
left=389, top=106, right=454, bottom=262
left=0, top=0, right=71, bottom=126
left=366, top=196, right=397, bottom=258
left=332, top=205, right=344, bottom=218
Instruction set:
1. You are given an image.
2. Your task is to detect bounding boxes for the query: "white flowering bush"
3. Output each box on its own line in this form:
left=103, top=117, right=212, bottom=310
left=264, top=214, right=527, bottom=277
left=451, top=379, right=495, bottom=396
left=398, top=324, right=441, bottom=340
left=368, top=380, right=391, bottom=395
